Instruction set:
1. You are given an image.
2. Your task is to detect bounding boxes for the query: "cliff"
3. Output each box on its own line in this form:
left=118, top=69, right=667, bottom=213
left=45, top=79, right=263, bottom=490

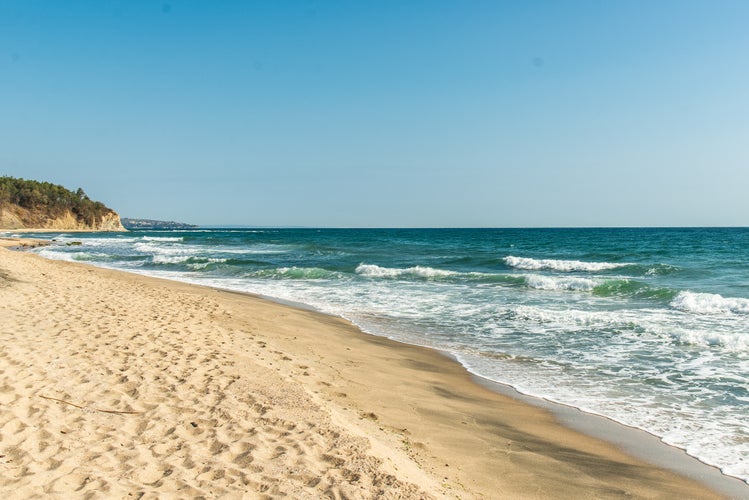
left=0, top=205, right=125, bottom=231
left=0, top=177, right=126, bottom=232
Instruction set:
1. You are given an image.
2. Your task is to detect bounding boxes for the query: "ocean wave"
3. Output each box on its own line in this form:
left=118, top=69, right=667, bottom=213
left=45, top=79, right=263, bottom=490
left=142, top=236, right=184, bottom=242
left=668, top=327, right=749, bottom=351
left=36, top=247, right=121, bottom=263
left=499, top=305, right=629, bottom=328
left=36, top=248, right=78, bottom=262
left=504, top=256, right=630, bottom=272
left=187, top=258, right=228, bottom=270
left=523, top=275, right=596, bottom=292
left=134, top=241, right=203, bottom=256
left=151, top=254, right=228, bottom=267
left=355, top=263, right=457, bottom=279
left=592, top=279, right=678, bottom=301
left=134, top=241, right=167, bottom=253
left=248, top=267, right=345, bottom=280
left=670, top=291, right=749, bottom=315
left=644, top=264, right=681, bottom=276
left=134, top=240, right=293, bottom=258
left=152, top=254, right=192, bottom=264
left=499, top=305, right=749, bottom=351
left=50, top=236, right=142, bottom=247
left=222, top=245, right=296, bottom=255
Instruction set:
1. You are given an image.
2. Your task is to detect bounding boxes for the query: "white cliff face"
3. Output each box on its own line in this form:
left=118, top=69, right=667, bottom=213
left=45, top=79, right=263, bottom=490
left=95, top=212, right=127, bottom=231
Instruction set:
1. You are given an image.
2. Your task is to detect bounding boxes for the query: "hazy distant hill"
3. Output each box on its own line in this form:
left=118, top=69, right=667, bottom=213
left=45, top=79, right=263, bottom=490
left=121, top=218, right=198, bottom=230
left=0, top=176, right=125, bottom=231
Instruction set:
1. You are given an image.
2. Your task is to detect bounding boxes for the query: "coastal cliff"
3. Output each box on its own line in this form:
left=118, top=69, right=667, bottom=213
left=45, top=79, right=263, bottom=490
left=0, top=176, right=126, bottom=232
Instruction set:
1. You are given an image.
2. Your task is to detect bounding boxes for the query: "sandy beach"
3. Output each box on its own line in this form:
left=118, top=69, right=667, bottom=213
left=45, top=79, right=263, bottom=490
left=0, top=244, right=743, bottom=499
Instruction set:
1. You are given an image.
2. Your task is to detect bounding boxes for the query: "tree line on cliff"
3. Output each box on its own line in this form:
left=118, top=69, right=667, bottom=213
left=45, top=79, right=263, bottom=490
left=0, top=176, right=116, bottom=227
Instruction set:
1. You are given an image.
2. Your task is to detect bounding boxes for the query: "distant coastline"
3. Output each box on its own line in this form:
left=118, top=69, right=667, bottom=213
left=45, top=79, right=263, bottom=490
left=120, top=218, right=198, bottom=230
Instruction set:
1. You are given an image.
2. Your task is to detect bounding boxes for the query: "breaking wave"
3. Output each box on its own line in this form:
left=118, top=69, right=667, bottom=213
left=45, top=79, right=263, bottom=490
left=592, top=279, right=678, bottom=301
left=523, top=275, right=596, bottom=292
left=141, top=236, right=184, bottom=242
left=247, top=267, right=346, bottom=280
left=670, top=291, right=749, bottom=315
left=504, top=256, right=630, bottom=272
left=355, top=264, right=457, bottom=279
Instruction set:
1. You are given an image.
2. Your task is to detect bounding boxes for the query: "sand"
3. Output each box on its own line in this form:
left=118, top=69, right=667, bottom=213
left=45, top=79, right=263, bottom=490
left=0, top=245, right=743, bottom=498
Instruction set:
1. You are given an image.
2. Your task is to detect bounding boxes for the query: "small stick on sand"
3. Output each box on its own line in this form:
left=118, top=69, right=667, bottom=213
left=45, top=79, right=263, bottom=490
left=40, top=394, right=141, bottom=415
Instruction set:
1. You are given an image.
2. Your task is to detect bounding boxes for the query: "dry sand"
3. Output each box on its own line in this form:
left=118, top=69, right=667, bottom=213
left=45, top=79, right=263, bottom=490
left=0, top=245, right=741, bottom=498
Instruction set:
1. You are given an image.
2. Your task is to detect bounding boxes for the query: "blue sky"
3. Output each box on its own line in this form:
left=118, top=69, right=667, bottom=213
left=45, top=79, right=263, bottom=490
left=2, top=1, right=748, bottom=227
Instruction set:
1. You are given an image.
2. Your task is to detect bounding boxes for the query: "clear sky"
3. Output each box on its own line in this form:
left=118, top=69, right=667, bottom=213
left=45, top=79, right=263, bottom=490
left=2, top=1, right=748, bottom=227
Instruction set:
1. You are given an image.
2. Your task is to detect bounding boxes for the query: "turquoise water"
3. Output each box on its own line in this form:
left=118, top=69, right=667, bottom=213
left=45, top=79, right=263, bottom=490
left=21, top=227, right=749, bottom=482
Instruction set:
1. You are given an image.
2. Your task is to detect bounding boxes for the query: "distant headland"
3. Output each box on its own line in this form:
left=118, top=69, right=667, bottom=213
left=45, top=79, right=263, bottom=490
left=121, top=218, right=198, bottom=230
left=0, top=176, right=125, bottom=231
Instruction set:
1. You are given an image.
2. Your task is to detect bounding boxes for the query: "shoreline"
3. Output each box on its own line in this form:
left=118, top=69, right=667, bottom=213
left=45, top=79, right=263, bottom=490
left=471, top=374, right=749, bottom=497
left=2, top=245, right=747, bottom=497
left=154, top=282, right=749, bottom=495
left=231, top=287, right=749, bottom=495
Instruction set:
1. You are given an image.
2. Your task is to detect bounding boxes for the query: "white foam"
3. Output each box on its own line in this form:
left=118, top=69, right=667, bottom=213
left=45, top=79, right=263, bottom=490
left=503, top=304, right=626, bottom=327
left=668, top=326, right=749, bottom=351
left=134, top=242, right=199, bottom=256
left=670, top=291, right=749, bottom=315
left=36, top=248, right=76, bottom=262
left=504, top=256, right=629, bottom=272
left=142, top=236, right=184, bottom=242
left=133, top=241, right=161, bottom=253
left=52, top=236, right=141, bottom=247
left=187, top=258, right=227, bottom=269
left=275, top=267, right=345, bottom=280
left=355, top=263, right=456, bottom=279
left=220, top=244, right=295, bottom=255
left=524, top=274, right=597, bottom=292
left=152, top=254, right=192, bottom=264
left=504, top=303, right=749, bottom=353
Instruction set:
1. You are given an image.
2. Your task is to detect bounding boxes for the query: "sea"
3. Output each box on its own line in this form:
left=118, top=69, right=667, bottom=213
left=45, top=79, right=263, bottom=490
left=17, top=227, right=749, bottom=483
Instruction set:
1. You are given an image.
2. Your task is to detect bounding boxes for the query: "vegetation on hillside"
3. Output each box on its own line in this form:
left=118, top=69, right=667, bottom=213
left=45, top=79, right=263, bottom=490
left=0, top=176, right=116, bottom=226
